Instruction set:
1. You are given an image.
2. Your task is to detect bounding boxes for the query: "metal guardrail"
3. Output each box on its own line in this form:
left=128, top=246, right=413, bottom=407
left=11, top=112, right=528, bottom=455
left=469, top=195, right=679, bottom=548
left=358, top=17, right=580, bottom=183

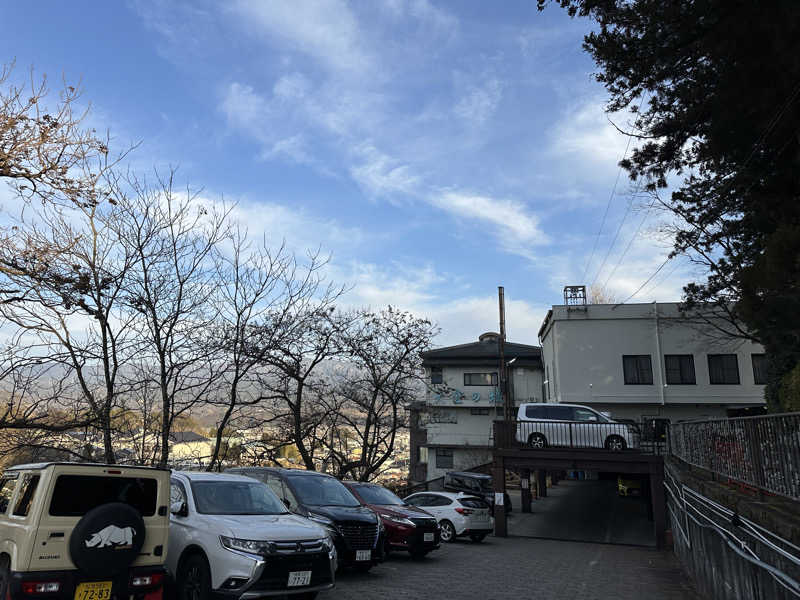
left=670, top=413, right=800, bottom=502
left=493, top=419, right=665, bottom=454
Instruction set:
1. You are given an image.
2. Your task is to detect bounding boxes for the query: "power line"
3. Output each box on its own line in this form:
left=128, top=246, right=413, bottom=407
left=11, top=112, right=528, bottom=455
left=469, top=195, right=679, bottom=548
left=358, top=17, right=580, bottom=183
left=618, top=256, right=671, bottom=305
left=580, top=94, right=647, bottom=284
left=601, top=187, right=657, bottom=290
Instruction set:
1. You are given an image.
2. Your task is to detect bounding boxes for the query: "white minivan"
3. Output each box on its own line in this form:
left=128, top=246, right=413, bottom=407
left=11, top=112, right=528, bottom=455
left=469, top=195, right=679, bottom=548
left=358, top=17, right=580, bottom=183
left=515, top=403, right=636, bottom=451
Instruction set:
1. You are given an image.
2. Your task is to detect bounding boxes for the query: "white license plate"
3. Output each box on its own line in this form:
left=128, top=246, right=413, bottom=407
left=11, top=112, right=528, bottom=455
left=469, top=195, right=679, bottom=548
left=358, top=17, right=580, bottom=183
left=356, top=549, right=371, bottom=561
left=287, top=571, right=312, bottom=587
left=423, top=533, right=434, bottom=542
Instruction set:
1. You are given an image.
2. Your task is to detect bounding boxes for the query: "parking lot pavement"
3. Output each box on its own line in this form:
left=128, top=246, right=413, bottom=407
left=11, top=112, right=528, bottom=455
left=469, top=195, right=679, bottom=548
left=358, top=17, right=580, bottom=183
left=506, top=479, right=655, bottom=546
left=324, top=536, right=698, bottom=600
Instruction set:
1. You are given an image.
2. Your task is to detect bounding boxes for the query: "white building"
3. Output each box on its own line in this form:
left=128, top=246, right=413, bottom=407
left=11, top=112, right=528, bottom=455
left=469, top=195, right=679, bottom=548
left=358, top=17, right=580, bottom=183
left=409, top=332, right=544, bottom=483
left=538, top=300, right=767, bottom=422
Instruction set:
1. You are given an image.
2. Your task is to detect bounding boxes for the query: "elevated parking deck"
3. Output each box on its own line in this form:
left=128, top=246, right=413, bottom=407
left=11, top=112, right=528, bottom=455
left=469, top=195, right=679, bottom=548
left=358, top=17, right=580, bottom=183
left=491, top=421, right=667, bottom=548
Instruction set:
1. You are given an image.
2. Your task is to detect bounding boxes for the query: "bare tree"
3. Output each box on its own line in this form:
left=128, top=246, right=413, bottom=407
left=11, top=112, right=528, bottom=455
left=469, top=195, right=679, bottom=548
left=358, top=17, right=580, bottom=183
left=325, top=307, right=437, bottom=481
left=113, top=170, right=231, bottom=467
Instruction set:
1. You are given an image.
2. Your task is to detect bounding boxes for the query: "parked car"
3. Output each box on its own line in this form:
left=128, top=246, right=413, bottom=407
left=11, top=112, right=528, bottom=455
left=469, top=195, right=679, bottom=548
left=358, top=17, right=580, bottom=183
left=403, top=491, right=493, bottom=543
left=342, top=481, right=440, bottom=559
left=0, top=462, right=170, bottom=600
left=227, top=468, right=384, bottom=572
left=515, top=403, right=636, bottom=451
left=617, top=476, right=643, bottom=497
left=443, top=471, right=511, bottom=513
left=168, top=471, right=335, bottom=600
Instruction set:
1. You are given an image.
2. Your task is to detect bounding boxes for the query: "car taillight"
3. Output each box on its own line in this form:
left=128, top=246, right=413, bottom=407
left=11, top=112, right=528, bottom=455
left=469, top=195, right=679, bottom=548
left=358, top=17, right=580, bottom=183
left=454, top=508, right=474, bottom=515
left=131, top=574, right=164, bottom=588
left=21, top=582, right=61, bottom=595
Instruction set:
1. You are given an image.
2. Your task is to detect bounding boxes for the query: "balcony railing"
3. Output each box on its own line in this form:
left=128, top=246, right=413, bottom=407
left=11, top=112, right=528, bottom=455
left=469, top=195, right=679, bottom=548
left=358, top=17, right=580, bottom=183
left=669, top=413, right=800, bottom=502
left=493, top=419, right=664, bottom=454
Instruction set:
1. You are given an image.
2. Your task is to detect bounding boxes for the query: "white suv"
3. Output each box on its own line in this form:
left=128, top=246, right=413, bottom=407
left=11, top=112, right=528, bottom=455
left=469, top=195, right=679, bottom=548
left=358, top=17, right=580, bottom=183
left=515, top=403, right=636, bottom=450
left=0, top=462, right=170, bottom=600
left=167, top=472, right=335, bottom=600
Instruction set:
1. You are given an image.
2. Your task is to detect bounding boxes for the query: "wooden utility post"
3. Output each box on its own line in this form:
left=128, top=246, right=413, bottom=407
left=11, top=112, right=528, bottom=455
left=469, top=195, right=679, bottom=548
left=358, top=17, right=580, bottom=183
left=498, top=286, right=513, bottom=422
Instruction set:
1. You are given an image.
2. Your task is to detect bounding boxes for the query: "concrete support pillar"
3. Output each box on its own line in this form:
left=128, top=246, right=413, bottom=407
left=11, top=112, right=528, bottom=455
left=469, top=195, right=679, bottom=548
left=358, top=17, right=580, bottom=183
left=520, top=468, right=531, bottom=513
left=493, top=457, right=507, bottom=537
left=650, top=462, right=667, bottom=549
left=537, top=469, right=547, bottom=498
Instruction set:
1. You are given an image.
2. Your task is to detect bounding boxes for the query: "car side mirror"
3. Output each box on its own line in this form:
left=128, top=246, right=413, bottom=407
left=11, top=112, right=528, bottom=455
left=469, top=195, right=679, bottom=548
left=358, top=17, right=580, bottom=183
left=282, top=498, right=292, bottom=509
left=171, top=501, right=188, bottom=517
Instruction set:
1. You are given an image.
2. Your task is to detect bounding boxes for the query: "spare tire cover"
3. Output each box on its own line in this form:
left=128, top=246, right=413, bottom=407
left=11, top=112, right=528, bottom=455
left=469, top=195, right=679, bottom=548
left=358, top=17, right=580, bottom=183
left=69, top=502, right=146, bottom=577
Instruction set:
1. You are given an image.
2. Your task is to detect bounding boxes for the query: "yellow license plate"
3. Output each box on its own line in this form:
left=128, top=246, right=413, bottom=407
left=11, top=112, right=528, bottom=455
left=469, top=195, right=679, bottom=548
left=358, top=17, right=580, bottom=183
left=74, top=581, right=112, bottom=600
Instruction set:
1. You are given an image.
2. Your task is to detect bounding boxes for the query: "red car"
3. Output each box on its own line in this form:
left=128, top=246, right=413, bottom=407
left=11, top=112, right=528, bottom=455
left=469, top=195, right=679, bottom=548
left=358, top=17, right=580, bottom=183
left=343, top=481, right=441, bottom=559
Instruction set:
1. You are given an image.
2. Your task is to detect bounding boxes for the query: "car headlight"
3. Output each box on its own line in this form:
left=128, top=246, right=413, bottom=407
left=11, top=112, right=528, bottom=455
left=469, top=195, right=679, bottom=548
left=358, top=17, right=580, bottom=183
left=382, top=514, right=415, bottom=527
left=220, top=535, right=270, bottom=555
left=321, top=535, right=337, bottom=558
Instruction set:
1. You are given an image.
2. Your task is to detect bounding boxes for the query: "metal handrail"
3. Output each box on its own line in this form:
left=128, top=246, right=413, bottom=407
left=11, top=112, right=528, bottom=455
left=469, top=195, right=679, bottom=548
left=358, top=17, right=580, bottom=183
left=669, top=412, right=800, bottom=502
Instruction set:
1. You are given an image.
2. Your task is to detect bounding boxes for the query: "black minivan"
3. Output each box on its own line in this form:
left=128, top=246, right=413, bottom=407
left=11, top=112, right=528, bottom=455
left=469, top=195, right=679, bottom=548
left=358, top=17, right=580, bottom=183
left=227, top=467, right=385, bottom=571
left=443, top=471, right=512, bottom=513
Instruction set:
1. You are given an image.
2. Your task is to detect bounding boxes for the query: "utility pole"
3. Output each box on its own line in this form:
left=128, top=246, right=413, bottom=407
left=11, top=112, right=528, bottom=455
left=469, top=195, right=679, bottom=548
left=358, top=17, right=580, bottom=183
left=498, top=286, right=512, bottom=421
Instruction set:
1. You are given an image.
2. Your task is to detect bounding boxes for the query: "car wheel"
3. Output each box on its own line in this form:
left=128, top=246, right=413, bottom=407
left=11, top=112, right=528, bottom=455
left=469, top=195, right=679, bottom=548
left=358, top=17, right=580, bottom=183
left=528, top=433, right=548, bottom=449
left=0, top=554, right=10, bottom=600
left=605, top=435, right=627, bottom=451
left=439, top=520, right=456, bottom=543
left=469, top=533, right=487, bottom=543
left=178, top=554, right=212, bottom=600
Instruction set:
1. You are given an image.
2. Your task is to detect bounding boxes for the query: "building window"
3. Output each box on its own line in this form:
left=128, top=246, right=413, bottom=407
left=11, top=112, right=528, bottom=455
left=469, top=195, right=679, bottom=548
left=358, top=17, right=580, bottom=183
left=751, top=354, right=767, bottom=385
left=708, top=354, right=740, bottom=385
left=622, top=355, right=653, bottom=385
left=435, top=448, right=453, bottom=469
left=431, top=367, right=443, bottom=385
left=464, top=372, right=498, bottom=386
left=418, top=447, right=428, bottom=464
left=470, top=407, right=490, bottom=416
left=664, top=354, right=696, bottom=385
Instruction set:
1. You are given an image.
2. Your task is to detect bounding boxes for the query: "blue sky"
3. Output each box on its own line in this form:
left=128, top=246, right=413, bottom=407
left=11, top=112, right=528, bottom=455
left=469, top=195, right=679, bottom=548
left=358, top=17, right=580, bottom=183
left=1, top=0, right=690, bottom=346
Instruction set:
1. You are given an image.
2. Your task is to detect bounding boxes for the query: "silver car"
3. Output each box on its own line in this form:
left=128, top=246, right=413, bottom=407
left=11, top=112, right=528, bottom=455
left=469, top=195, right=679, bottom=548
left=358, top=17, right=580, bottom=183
left=515, top=403, right=636, bottom=451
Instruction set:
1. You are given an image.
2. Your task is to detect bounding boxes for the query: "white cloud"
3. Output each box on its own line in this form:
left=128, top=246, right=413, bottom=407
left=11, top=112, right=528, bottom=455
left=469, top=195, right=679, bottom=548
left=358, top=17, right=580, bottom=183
left=453, top=78, right=503, bottom=125
left=349, top=143, right=421, bottom=198
left=432, top=191, right=548, bottom=248
left=229, top=0, right=370, bottom=76
left=550, top=97, right=633, bottom=165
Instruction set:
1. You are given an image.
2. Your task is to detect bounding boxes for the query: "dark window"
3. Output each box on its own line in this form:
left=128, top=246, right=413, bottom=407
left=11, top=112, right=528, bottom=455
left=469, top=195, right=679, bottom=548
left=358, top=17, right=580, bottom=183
left=708, top=354, right=740, bottom=385
left=431, top=367, right=443, bottom=385
left=464, top=372, right=498, bottom=386
left=665, top=355, right=696, bottom=385
left=13, top=475, right=40, bottom=517
left=191, top=481, right=288, bottom=515
left=573, top=408, right=604, bottom=422
left=288, top=475, right=360, bottom=507
left=49, top=475, right=158, bottom=516
left=751, top=354, right=767, bottom=385
left=470, top=407, right=490, bottom=416
left=623, top=355, right=654, bottom=385
left=458, top=497, right=490, bottom=509
left=525, top=405, right=547, bottom=419
left=405, top=494, right=431, bottom=507
left=430, top=495, right=453, bottom=506
left=170, top=480, right=187, bottom=506
left=351, top=484, right=403, bottom=506
left=435, top=448, right=453, bottom=469
left=0, top=475, right=18, bottom=514
left=546, top=406, right=574, bottom=420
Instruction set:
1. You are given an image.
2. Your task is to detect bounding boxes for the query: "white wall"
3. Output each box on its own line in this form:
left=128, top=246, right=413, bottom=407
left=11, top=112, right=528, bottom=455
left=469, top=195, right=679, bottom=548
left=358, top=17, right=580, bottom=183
left=540, top=303, right=766, bottom=414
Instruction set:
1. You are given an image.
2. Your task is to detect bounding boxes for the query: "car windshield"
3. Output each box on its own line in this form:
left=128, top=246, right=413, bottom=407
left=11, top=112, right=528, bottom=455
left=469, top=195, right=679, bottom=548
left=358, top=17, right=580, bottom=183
left=191, top=480, right=288, bottom=515
left=290, top=475, right=360, bottom=507
left=352, top=484, right=404, bottom=506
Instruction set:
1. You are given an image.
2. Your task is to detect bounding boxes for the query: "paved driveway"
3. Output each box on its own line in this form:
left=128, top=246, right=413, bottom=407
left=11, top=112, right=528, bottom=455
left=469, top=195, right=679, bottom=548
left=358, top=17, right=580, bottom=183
left=324, top=535, right=698, bottom=600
